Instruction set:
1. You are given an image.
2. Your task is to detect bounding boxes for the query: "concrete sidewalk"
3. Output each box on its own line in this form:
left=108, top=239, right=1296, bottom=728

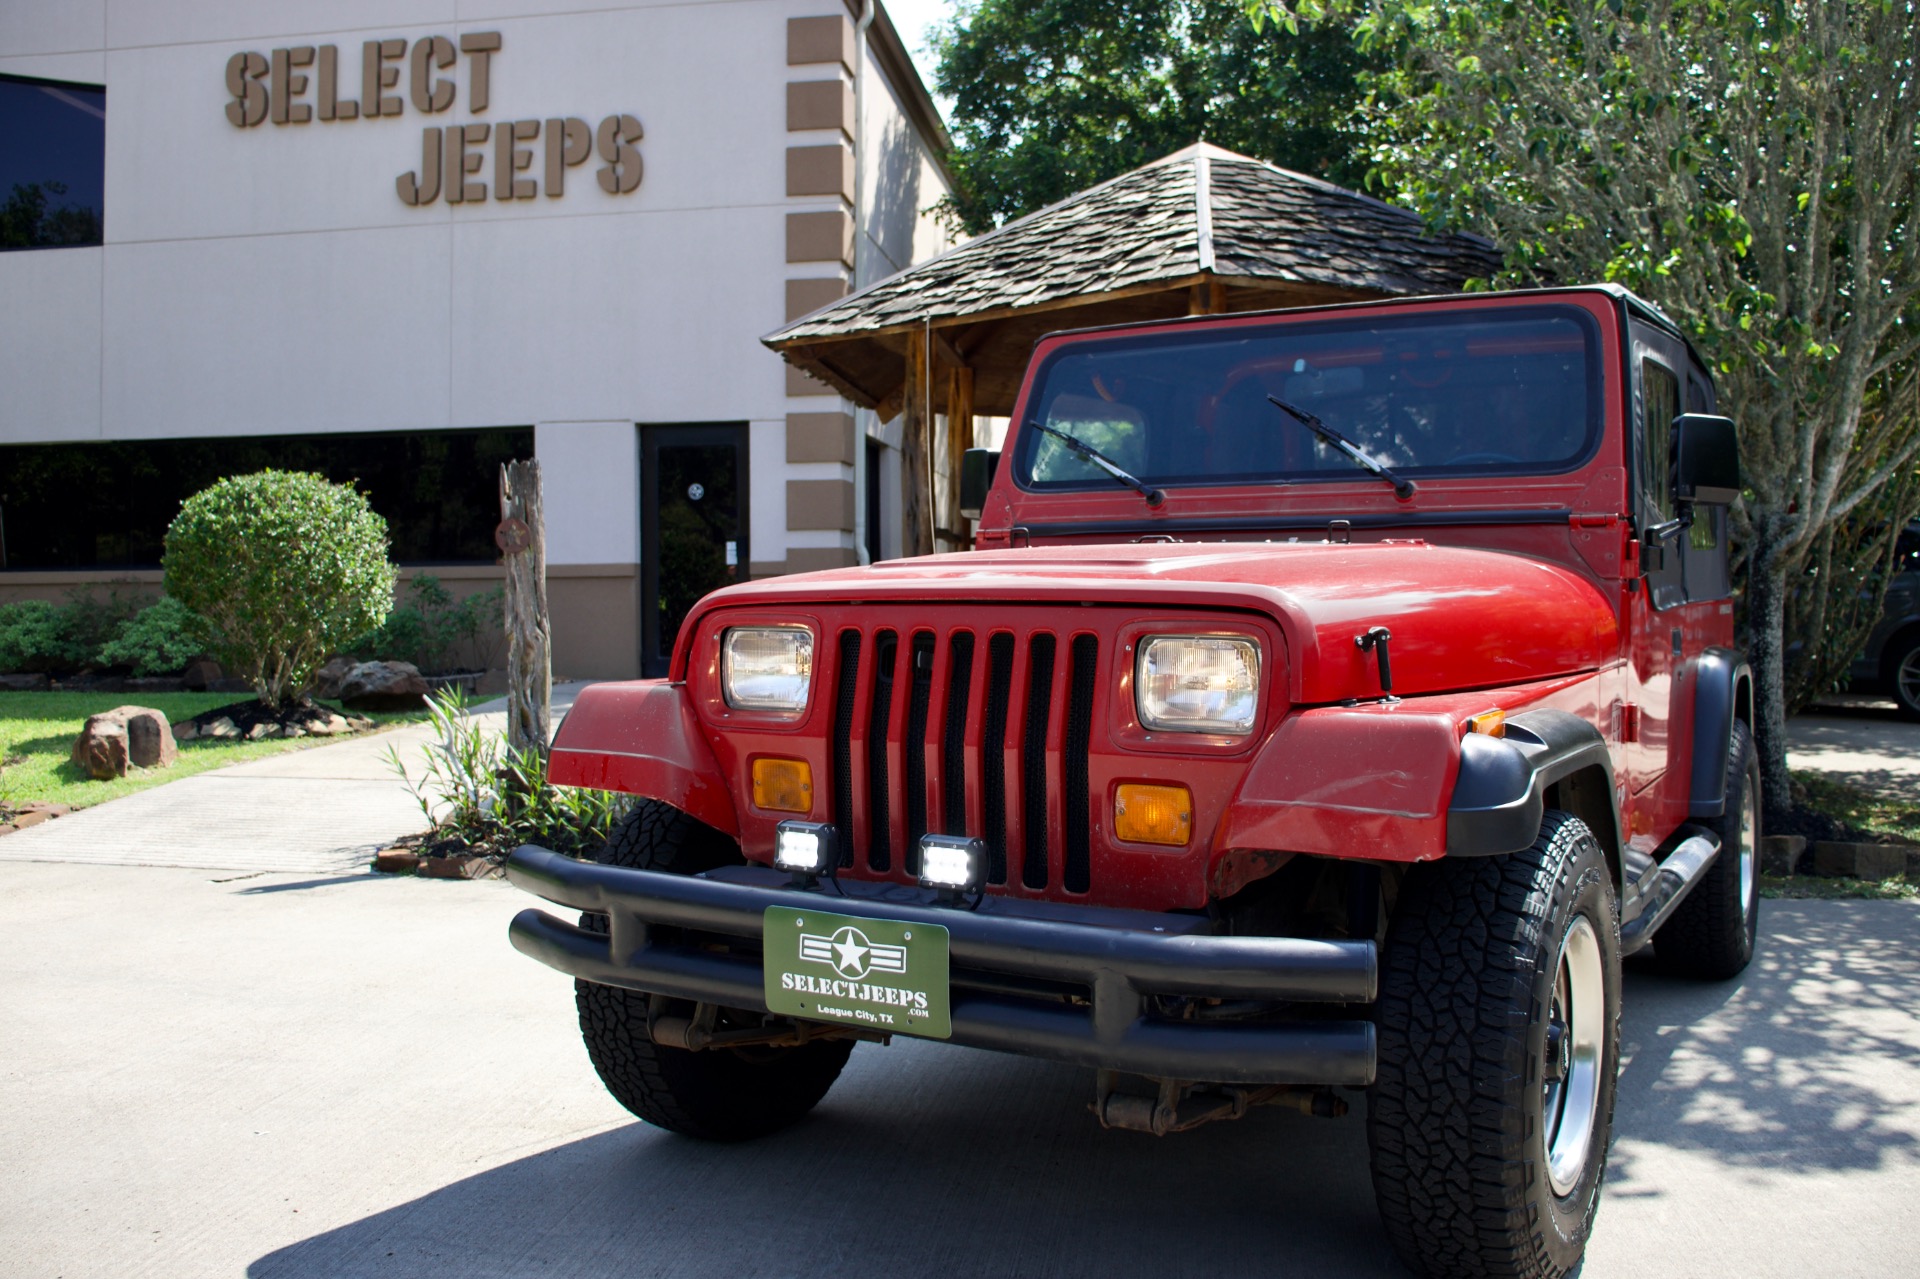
left=0, top=685, right=593, bottom=876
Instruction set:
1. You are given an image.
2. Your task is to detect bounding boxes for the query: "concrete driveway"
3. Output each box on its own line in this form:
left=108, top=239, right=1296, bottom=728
left=3, top=862, right=1915, bottom=1278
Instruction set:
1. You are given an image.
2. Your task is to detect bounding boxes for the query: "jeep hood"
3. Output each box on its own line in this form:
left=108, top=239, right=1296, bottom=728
left=688, top=541, right=1618, bottom=704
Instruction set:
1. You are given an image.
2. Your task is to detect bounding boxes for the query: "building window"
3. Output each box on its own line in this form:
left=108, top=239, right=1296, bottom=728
left=0, top=73, right=105, bottom=251
left=0, top=428, right=531, bottom=570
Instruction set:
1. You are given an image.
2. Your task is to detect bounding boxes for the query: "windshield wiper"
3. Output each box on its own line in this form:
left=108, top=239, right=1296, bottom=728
left=1266, top=395, right=1416, bottom=500
left=1029, top=421, right=1165, bottom=507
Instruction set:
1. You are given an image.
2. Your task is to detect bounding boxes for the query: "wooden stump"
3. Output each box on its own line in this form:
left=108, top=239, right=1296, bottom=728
left=498, top=460, right=552, bottom=758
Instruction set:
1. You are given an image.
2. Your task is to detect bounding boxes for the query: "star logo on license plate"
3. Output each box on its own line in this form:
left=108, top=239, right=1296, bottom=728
left=799, top=925, right=907, bottom=981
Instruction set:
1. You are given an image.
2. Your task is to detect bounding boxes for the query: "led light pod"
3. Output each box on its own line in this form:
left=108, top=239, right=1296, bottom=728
left=917, top=834, right=986, bottom=894
left=773, top=820, right=838, bottom=879
left=1135, top=634, right=1260, bottom=734
left=722, top=626, right=814, bottom=714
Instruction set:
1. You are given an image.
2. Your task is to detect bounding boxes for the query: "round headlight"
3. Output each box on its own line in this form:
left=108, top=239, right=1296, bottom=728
left=722, top=627, right=814, bottom=714
left=1135, top=634, right=1260, bottom=734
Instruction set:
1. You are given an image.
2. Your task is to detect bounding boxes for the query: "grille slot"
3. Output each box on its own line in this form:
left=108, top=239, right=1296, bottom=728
left=865, top=630, right=899, bottom=873
left=1021, top=635, right=1057, bottom=889
left=831, top=629, right=862, bottom=868
left=904, top=631, right=936, bottom=873
left=941, top=631, right=975, bottom=837
left=1064, top=634, right=1098, bottom=894
left=983, top=632, right=1016, bottom=885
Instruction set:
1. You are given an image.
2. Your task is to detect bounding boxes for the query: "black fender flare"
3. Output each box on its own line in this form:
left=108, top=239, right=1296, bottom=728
left=1446, top=709, right=1618, bottom=858
left=1688, top=646, right=1753, bottom=818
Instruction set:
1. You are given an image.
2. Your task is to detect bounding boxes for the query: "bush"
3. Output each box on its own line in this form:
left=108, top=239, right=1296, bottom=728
left=0, top=600, right=77, bottom=673
left=96, top=596, right=205, bottom=676
left=352, top=575, right=503, bottom=673
left=164, top=470, right=397, bottom=706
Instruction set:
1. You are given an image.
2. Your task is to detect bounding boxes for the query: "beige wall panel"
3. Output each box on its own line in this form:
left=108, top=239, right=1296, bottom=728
left=786, top=14, right=853, bottom=70
left=786, top=546, right=858, bottom=574
left=546, top=568, right=640, bottom=680
left=748, top=559, right=788, bottom=579
left=785, top=209, right=854, bottom=265
left=786, top=364, right=837, bottom=398
left=785, top=79, right=853, bottom=136
left=786, top=478, right=854, bottom=531
left=785, top=143, right=853, bottom=201
left=786, top=411, right=855, bottom=465
left=785, top=275, right=848, bottom=322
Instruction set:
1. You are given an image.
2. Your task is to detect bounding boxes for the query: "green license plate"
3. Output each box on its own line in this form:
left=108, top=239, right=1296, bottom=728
left=763, top=906, right=951, bottom=1039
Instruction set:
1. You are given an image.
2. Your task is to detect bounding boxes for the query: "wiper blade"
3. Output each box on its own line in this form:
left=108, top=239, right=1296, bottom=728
left=1266, top=395, right=1416, bottom=501
left=1029, top=421, right=1165, bottom=507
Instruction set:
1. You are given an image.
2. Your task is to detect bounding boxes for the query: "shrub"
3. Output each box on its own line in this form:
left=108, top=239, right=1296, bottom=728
left=0, top=600, right=76, bottom=673
left=164, top=470, right=397, bottom=706
left=96, top=596, right=205, bottom=676
left=353, top=575, right=503, bottom=673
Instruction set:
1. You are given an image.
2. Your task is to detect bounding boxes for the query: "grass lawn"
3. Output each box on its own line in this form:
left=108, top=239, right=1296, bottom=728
left=1793, top=769, right=1920, bottom=844
left=1761, top=873, right=1917, bottom=901
left=0, top=692, right=422, bottom=811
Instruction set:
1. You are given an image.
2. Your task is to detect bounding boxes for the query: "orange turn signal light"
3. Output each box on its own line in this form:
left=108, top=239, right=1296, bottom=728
left=1114, top=783, right=1193, bottom=847
left=751, top=758, right=813, bottom=813
left=1467, top=709, right=1506, bottom=737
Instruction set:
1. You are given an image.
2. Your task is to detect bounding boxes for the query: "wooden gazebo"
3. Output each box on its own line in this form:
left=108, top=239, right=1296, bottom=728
left=764, top=142, right=1503, bottom=554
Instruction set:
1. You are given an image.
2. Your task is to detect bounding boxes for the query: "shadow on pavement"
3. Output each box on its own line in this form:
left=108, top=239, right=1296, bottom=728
left=1610, top=900, right=1920, bottom=1195
left=234, top=872, right=383, bottom=895
left=250, top=1043, right=1400, bottom=1279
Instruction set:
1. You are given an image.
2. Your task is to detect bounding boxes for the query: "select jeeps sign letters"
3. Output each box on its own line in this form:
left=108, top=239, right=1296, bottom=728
left=222, top=33, right=643, bottom=206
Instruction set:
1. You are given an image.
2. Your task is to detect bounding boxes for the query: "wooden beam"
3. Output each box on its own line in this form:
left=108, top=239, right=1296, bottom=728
left=900, top=325, right=934, bottom=557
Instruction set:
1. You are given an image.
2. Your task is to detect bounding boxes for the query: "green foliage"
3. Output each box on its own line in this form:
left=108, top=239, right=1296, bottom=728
left=388, top=686, right=630, bottom=859
left=933, top=0, right=1378, bottom=233
left=0, top=601, right=79, bottom=674
left=96, top=596, right=206, bottom=677
left=164, top=470, right=397, bottom=706
left=352, top=575, right=503, bottom=673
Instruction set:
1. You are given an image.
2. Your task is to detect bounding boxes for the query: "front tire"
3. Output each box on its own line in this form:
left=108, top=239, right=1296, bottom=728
left=575, top=800, right=855, bottom=1141
left=1369, top=812, right=1622, bottom=1279
left=1884, top=630, right=1920, bottom=722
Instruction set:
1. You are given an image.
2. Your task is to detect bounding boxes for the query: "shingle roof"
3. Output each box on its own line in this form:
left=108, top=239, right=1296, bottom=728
left=767, top=142, right=1502, bottom=345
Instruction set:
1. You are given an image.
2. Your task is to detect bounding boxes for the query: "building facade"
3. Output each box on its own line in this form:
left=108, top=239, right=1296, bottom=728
left=0, top=0, right=954, bottom=678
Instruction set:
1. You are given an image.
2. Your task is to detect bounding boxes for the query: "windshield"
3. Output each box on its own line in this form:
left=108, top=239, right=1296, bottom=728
left=1015, top=305, right=1602, bottom=493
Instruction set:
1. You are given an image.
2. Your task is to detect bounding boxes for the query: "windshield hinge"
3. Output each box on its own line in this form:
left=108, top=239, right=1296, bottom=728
left=1326, top=519, right=1352, bottom=544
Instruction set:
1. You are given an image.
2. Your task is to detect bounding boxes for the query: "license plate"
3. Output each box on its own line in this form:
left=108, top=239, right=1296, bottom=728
left=763, top=906, right=951, bottom=1039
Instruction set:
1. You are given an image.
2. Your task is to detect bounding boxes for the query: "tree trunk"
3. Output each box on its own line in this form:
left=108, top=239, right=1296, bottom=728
left=1744, top=521, right=1793, bottom=821
left=500, top=460, right=551, bottom=758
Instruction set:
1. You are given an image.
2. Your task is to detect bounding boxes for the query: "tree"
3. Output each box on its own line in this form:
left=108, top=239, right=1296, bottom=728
left=164, top=470, right=397, bottom=706
left=933, top=0, right=1378, bottom=233
left=1255, top=0, right=1920, bottom=814
left=0, top=181, right=102, bottom=250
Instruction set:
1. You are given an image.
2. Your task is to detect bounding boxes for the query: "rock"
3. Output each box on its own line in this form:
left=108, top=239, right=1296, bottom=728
left=305, top=713, right=353, bottom=737
left=420, top=854, right=497, bottom=879
left=172, top=719, right=199, bottom=741
left=246, top=721, right=273, bottom=740
left=373, top=850, right=422, bottom=874
left=202, top=716, right=240, bottom=740
left=71, top=705, right=177, bottom=773
left=0, top=803, right=68, bottom=833
left=1812, top=840, right=1910, bottom=881
left=309, top=656, right=358, bottom=700
left=0, top=673, right=51, bottom=691
left=73, top=721, right=129, bottom=779
left=337, top=660, right=430, bottom=712
left=475, top=667, right=509, bottom=696
left=182, top=659, right=223, bottom=691
left=1760, top=834, right=1806, bottom=877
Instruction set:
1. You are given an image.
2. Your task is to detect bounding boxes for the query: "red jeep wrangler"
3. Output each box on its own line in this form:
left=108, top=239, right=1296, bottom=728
left=507, top=285, right=1758, bottom=1279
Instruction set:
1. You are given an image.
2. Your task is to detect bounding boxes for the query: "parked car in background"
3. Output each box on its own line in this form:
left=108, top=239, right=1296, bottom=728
left=1852, top=521, right=1920, bottom=719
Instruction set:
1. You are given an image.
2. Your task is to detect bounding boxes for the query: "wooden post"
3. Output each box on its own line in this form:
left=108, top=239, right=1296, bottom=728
left=498, top=460, right=551, bottom=757
left=900, top=323, right=934, bottom=557
left=946, top=363, right=975, bottom=546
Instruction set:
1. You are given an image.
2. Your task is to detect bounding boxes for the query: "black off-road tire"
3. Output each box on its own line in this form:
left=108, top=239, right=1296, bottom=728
left=1652, top=720, right=1761, bottom=980
left=574, top=800, right=855, bottom=1142
left=1882, top=629, right=1920, bottom=722
left=1369, top=812, right=1622, bottom=1279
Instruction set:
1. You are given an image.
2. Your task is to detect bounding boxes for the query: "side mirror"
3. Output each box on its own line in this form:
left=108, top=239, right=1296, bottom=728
left=960, top=448, right=1000, bottom=521
left=1674, top=413, right=1741, bottom=506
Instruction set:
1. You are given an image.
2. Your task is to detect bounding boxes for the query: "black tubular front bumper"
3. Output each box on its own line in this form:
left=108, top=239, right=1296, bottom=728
left=505, top=846, right=1377, bottom=1087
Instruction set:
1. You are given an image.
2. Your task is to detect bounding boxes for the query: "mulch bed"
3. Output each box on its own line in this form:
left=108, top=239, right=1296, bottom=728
left=174, top=699, right=373, bottom=742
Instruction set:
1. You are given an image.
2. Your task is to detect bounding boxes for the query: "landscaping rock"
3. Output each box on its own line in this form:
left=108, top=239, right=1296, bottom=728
left=201, top=716, right=241, bottom=740
left=309, top=656, right=357, bottom=700
left=420, top=854, right=498, bottom=879
left=373, top=850, right=422, bottom=874
left=181, top=659, right=223, bottom=690
left=0, top=803, right=69, bottom=834
left=0, top=673, right=51, bottom=691
left=1761, top=834, right=1807, bottom=877
left=305, top=712, right=354, bottom=736
left=73, top=721, right=129, bottom=779
left=1812, top=840, right=1911, bottom=881
left=71, top=705, right=177, bottom=774
left=337, top=660, right=430, bottom=711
